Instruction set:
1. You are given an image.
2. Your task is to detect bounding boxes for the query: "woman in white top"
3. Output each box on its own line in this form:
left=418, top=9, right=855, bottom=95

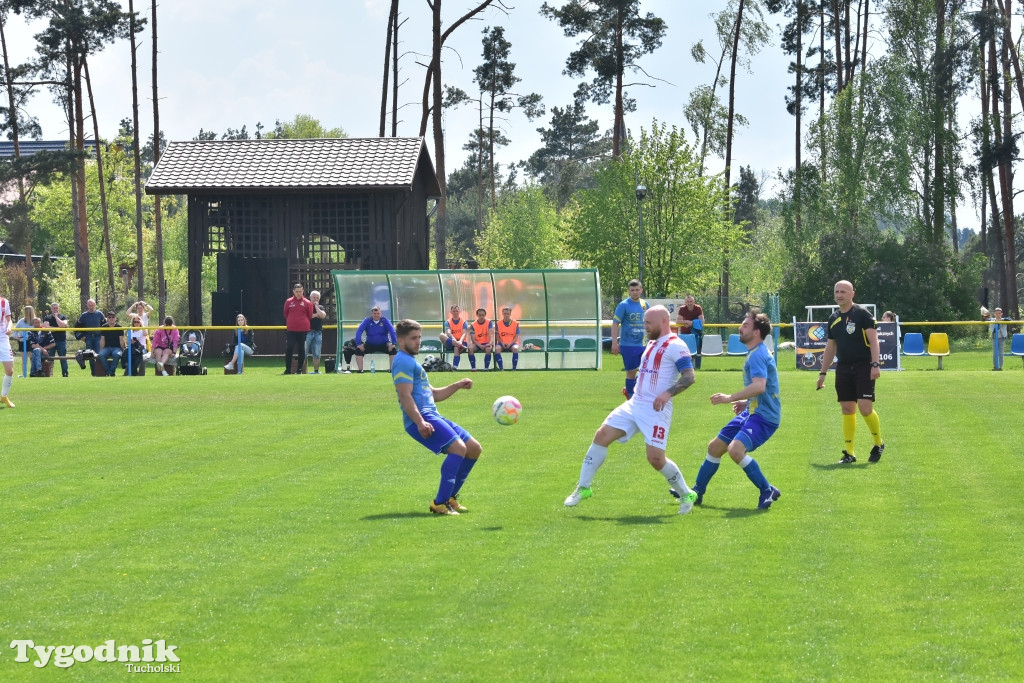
left=125, top=300, right=153, bottom=329
left=124, top=314, right=149, bottom=375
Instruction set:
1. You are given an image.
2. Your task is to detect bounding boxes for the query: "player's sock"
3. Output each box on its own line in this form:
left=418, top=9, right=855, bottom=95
left=659, top=459, right=690, bottom=495
left=453, top=355, right=461, bottom=368
left=1, top=374, right=11, bottom=396
left=495, top=354, right=503, bottom=370
left=694, top=454, right=722, bottom=493
left=468, top=354, right=476, bottom=369
left=738, top=455, right=770, bottom=491
left=842, top=413, right=857, bottom=455
left=578, top=443, right=608, bottom=488
left=625, top=377, right=636, bottom=398
left=450, top=456, right=477, bottom=498
left=435, top=453, right=464, bottom=505
left=512, top=352, right=519, bottom=370
left=484, top=354, right=491, bottom=370
left=863, top=410, right=883, bottom=445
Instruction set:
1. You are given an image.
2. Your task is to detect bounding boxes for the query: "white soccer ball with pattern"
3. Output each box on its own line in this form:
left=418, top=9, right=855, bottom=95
left=492, top=395, right=522, bottom=426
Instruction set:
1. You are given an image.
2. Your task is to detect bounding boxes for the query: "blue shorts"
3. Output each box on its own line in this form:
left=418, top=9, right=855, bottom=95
left=620, top=345, right=644, bottom=371
left=716, top=411, right=779, bottom=453
left=404, top=413, right=472, bottom=454
left=443, top=338, right=467, bottom=351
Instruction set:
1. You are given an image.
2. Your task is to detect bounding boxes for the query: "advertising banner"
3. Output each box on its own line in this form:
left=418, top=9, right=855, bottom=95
left=793, top=320, right=900, bottom=371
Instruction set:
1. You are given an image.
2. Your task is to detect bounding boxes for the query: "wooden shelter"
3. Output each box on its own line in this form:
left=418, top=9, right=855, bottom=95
left=144, top=138, right=440, bottom=348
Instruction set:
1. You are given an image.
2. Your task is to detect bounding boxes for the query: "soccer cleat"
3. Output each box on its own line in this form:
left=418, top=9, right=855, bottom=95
left=868, top=443, right=885, bottom=463
left=838, top=451, right=857, bottom=464
left=564, top=486, right=593, bottom=507
left=429, top=501, right=459, bottom=516
left=758, top=485, right=781, bottom=509
left=678, top=491, right=699, bottom=515
left=1, top=395, right=14, bottom=408
left=447, top=496, right=468, bottom=513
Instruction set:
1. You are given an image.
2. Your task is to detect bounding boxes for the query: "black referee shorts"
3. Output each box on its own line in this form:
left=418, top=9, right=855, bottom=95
left=834, top=362, right=875, bottom=402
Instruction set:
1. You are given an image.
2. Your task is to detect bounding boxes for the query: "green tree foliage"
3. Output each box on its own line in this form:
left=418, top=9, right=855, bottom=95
left=264, top=113, right=345, bottom=139
left=525, top=85, right=610, bottom=209
left=540, top=0, right=666, bottom=157
left=565, top=120, right=738, bottom=298
left=476, top=186, right=562, bottom=269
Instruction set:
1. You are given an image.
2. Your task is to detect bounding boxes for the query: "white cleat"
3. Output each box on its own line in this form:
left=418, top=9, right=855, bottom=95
left=564, top=486, right=593, bottom=507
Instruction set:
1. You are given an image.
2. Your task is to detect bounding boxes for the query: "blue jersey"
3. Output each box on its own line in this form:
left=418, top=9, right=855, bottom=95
left=392, top=350, right=439, bottom=430
left=744, top=343, right=781, bottom=424
left=613, top=297, right=649, bottom=347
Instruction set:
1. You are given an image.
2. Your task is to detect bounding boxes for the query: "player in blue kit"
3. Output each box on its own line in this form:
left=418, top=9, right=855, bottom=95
left=675, top=310, right=782, bottom=509
left=612, top=279, right=650, bottom=398
left=392, top=319, right=481, bottom=516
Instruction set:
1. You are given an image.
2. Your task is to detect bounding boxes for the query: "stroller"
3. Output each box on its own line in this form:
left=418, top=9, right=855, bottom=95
left=176, top=329, right=208, bottom=375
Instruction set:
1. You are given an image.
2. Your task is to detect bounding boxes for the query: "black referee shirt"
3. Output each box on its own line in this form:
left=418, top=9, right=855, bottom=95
left=827, top=305, right=875, bottom=364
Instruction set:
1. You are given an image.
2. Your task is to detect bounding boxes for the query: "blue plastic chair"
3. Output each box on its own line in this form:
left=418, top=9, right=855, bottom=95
left=902, top=332, right=926, bottom=356
left=726, top=334, right=747, bottom=355
left=1011, top=334, right=1024, bottom=368
left=679, top=333, right=698, bottom=355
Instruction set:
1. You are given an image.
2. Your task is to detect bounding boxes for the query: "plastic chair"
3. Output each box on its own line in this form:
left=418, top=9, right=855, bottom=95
left=679, top=333, right=698, bottom=355
left=726, top=334, right=747, bottom=355
left=522, top=338, right=544, bottom=352
left=927, top=332, right=950, bottom=369
left=548, top=338, right=571, bottom=352
left=902, top=333, right=926, bottom=356
left=573, top=338, right=597, bottom=352
left=419, top=339, right=442, bottom=355
left=1011, top=334, right=1024, bottom=368
left=700, top=334, right=724, bottom=357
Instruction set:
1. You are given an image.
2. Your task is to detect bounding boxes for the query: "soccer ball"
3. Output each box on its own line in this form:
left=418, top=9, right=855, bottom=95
left=492, top=395, right=522, bottom=426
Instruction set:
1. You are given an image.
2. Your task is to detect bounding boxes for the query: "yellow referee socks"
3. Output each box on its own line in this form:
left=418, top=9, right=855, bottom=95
left=842, top=413, right=857, bottom=454
left=863, top=410, right=883, bottom=446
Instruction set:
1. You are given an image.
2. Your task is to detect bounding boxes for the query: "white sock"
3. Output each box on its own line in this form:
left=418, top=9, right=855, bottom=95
left=578, top=443, right=608, bottom=488
left=659, top=459, right=690, bottom=495
left=2, top=374, right=11, bottom=396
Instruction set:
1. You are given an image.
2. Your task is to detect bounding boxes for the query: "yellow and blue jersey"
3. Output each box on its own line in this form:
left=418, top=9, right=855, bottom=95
left=613, top=297, right=649, bottom=347
left=744, top=343, right=781, bottom=424
left=392, top=351, right=438, bottom=430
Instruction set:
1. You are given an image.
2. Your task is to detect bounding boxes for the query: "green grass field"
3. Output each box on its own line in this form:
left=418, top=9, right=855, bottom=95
left=1, top=350, right=1022, bottom=681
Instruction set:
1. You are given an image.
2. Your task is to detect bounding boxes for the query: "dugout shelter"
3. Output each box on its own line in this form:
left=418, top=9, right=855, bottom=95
left=333, top=269, right=602, bottom=370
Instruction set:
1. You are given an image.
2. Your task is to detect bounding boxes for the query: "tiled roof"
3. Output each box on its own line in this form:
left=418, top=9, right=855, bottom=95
left=144, top=137, right=439, bottom=194
left=0, top=140, right=97, bottom=157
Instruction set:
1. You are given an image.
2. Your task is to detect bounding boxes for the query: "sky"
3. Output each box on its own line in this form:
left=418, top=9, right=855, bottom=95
left=5, top=0, right=798, bottom=196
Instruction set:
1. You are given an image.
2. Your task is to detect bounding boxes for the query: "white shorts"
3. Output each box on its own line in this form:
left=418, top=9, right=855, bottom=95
left=0, top=336, right=12, bottom=363
left=603, top=399, right=673, bottom=450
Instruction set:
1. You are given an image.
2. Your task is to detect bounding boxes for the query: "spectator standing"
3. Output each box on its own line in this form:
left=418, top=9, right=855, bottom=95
left=98, top=311, right=125, bottom=376
left=76, top=299, right=105, bottom=354
left=13, top=305, right=34, bottom=357
left=0, top=295, right=15, bottom=407
left=305, top=290, right=328, bottom=373
left=125, top=300, right=154, bottom=328
left=989, top=307, right=1007, bottom=371
left=283, top=283, right=313, bottom=374
left=676, top=294, right=706, bottom=369
left=44, top=303, right=70, bottom=377
left=347, top=306, right=397, bottom=373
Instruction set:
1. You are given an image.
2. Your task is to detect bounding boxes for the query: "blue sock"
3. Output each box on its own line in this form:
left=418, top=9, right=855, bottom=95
left=451, top=457, right=477, bottom=497
left=453, top=355, right=461, bottom=368
left=625, top=377, right=636, bottom=398
left=495, top=354, right=504, bottom=370
left=468, top=354, right=476, bottom=369
left=694, top=455, right=721, bottom=494
left=435, top=453, right=464, bottom=504
left=512, top=352, right=518, bottom=370
left=739, top=455, right=770, bottom=491
left=484, top=354, right=491, bottom=369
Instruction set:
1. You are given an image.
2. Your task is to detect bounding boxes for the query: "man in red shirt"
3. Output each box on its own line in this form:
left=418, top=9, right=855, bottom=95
left=676, top=294, right=705, bottom=369
left=283, top=283, right=314, bottom=374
